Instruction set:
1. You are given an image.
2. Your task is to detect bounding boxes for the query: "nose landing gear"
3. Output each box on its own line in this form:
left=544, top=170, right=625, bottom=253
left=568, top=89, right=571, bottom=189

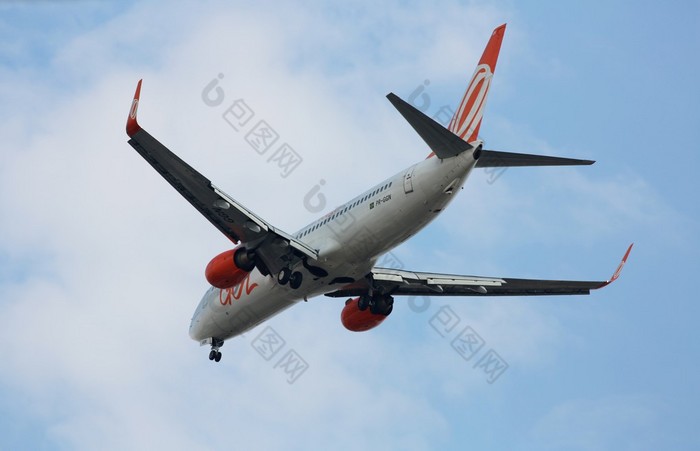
left=208, top=338, right=224, bottom=363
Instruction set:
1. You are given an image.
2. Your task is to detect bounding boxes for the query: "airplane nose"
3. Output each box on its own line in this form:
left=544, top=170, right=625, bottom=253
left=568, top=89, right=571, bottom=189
left=189, top=313, right=201, bottom=340
left=190, top=289, right=213, bottom=341
left=189, top=288, right=227, bottom=342
left=189, top=306, right=208, bottom=341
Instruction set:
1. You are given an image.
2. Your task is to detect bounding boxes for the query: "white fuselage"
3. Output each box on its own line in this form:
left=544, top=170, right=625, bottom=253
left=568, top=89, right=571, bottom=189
left=189, top=149, right=478, bottom=344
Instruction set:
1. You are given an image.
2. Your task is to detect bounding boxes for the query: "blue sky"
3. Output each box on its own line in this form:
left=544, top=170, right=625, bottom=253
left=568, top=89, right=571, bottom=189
left=0, top=1, right=698, bottom=450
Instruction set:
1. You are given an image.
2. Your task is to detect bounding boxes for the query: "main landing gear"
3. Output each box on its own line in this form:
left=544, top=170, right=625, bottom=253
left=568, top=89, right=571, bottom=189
left=277, top=267, right=303, bottom=289
left=208, top=338, right=224, bottom=363
left=357, top=294, right=394, bottom=316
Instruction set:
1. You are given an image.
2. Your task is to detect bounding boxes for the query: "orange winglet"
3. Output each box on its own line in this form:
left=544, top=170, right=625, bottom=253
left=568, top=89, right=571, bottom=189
left=126, top=79, right=143, bottom=137
left=598, top=243, right=634, bottom=288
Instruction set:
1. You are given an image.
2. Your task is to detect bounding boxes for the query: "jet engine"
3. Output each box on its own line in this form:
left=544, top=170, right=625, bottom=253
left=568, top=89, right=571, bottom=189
left=340, top=296, right=392, bottom=332
left=205, top=247, right=255, bottom=289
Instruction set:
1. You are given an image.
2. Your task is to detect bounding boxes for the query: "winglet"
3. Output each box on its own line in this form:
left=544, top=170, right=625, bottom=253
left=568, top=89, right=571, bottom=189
left=126, top=79, right=143, bottom=137
left=598, top=243, right=634, bottom=288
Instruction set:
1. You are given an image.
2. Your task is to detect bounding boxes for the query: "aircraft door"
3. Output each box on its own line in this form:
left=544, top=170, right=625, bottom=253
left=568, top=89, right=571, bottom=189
left=403, top=165, right=415, bottom=194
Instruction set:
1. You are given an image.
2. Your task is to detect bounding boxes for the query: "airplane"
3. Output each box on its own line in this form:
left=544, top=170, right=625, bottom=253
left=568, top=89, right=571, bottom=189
left=125, top=24, right=632, bottom=362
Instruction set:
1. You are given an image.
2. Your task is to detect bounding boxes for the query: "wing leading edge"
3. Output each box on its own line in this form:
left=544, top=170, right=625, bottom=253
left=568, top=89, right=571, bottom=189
left=325, top=244, right=633, bottom=298
left=125, top=80, right=317, bottom=275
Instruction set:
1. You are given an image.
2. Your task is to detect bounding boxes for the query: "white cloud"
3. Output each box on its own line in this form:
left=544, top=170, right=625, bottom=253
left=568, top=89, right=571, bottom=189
left=4, top=2, right=687, bottom=449
left=529, top=395, right=660, bottom=450
left=0, top=2, right=529, bottom=449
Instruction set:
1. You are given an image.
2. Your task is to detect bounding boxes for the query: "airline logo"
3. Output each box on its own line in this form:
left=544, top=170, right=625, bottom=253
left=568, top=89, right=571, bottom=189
left=129, top=98, right=139, bottom=119
left=126, top=79, right=143, bottom=136
left=448, top=63, right=493, bottom=143
left=219, top=273, right=259, bottom=305
left=448, top=24, right=505, bottom=145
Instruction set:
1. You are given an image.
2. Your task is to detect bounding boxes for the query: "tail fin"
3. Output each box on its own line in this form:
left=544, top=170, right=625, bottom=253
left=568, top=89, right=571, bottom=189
left=448, top=24, right=506, bottom=144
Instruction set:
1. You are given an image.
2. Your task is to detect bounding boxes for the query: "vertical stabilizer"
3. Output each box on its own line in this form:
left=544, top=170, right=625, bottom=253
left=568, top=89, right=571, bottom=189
left=448, top=24, right=506, bottom=144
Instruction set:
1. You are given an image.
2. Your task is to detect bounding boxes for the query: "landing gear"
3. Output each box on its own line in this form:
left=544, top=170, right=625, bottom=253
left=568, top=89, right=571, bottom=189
left=277, top=267, right=291, bottom=285
left=368, top=294, right=394, bottom=316
left=208, top=338, right=224, bottom=363
left=358, top=295, right=370, bottom=311
left=277, top=267, right=302, bottom=289
left=356, top=294, right=394, bottom=315
left=289, top=271, right=303, bottom=289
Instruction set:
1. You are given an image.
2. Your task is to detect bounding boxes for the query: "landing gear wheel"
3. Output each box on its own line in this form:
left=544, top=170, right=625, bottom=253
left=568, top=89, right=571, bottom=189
left=289, top=271, right=303, bottom=289
left=209, top=338, right=224, bottom=363
left=380, top=296, right=394, bottom=316
left=277, top=267, right=291, bottom=285
left=358, top=295, right=370, bottom=311
left=384, top=303, right=393, bottom=316
left=369, top=295, right=394, bottom=315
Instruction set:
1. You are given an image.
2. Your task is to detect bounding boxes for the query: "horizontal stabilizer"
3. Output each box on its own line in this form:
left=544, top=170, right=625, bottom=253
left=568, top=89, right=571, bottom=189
left=387, top=92, right=473, bottom=159
left=475, top=150, right=594, bottom=168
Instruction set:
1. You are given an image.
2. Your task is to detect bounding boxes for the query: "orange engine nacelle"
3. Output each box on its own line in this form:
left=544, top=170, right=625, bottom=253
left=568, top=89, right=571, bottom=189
left=205, top=247, right=255, bottom=289
left=340, top=297, right=388, bottom=332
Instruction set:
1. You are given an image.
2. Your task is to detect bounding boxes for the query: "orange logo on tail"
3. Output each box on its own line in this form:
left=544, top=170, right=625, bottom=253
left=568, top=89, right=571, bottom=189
left=449, top=63, right=493, bottom=142
left=129, top=99, right=139, bottom=119
left=447, top=24, right=506, bottom=145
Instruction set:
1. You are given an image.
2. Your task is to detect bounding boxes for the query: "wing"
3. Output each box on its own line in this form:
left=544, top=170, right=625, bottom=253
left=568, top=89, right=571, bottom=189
left=325, top=244, right=633, bottom=298
left=125, top=80, right=318, bottom=276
